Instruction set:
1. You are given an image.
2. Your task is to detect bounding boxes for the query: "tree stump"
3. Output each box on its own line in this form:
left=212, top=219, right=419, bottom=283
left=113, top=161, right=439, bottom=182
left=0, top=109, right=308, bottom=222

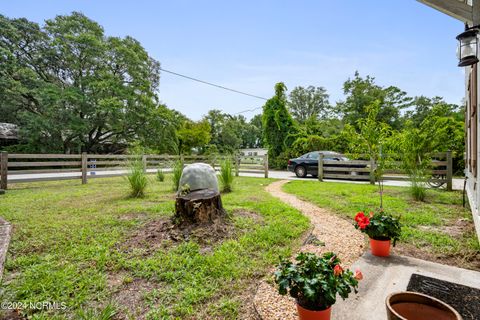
left=175, top=189, right=226, bottom=224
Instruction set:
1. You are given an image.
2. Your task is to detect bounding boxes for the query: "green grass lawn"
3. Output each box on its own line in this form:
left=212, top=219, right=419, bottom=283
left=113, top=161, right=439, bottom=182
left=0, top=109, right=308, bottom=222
left=283, top=180, right=480, bottom=270
left=0, top=176, right=309, bottom=319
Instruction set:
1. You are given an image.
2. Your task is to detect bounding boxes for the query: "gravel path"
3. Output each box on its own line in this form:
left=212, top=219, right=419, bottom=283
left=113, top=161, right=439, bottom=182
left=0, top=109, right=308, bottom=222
left=253, top=180, right=365, bottom=320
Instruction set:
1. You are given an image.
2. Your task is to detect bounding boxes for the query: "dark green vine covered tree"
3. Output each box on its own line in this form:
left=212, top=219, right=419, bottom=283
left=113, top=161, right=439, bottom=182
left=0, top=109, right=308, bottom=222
left=262, top=83, right=297, bottom=168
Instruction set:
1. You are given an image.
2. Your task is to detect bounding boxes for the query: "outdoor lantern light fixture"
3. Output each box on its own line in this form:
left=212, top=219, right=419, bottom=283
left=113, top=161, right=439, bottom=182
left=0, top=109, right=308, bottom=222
left=457, top=26, right=479, bottom=67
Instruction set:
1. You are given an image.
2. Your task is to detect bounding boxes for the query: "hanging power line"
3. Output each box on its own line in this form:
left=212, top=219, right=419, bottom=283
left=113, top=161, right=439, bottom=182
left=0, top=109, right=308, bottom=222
left=233, top=106, right=263, bottom=115
left=160, top=67, right=268, bottom=101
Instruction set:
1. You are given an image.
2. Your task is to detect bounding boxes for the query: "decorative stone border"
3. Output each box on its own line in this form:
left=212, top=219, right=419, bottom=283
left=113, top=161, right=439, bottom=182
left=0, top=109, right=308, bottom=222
left=0, top=217, right=12, bottom=280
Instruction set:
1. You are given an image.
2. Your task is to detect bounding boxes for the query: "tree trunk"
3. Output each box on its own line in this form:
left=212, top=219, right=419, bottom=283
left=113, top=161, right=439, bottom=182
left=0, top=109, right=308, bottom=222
left=175, top=189, right=226, bottom=224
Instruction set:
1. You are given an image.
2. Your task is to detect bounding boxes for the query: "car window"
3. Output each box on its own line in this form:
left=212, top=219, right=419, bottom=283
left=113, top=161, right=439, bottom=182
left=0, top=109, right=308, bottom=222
left=310, top=152, right=319, bottom=160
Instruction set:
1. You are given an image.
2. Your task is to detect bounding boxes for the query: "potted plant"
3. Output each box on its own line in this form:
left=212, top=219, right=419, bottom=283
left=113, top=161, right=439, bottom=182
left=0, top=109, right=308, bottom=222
left=354, top=211, right=401, bottom=257
left=274, top=252, right=362, bottom=320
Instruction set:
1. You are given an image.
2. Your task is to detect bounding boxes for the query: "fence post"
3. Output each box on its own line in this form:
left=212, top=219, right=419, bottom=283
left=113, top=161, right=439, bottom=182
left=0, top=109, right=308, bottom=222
left=318, top=153, right=323, bottom=182
left=264, top=154, right=269, bottom=178
left=235, top=157, right=240, bottom=177
left=369, top=157, right=376, bottom=185
left=446, top=150, right=453, bottom=191
left=142, top=154, right=147, bottom=173
left=81, top=152, right=87, bottom=185
left=0, top=151, right=8, bottom=190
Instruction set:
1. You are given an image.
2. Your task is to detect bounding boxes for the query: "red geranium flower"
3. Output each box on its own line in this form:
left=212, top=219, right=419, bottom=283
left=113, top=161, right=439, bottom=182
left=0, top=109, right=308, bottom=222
left=333, top=264, right=343, bottom=276
left=358, top=216, right=370, bottom=229
left=354, top=212, right=365, bottom=223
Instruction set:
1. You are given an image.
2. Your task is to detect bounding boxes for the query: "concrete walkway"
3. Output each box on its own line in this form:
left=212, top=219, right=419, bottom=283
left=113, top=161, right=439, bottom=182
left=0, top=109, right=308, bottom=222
left=333, top=253, right=480, bottom=320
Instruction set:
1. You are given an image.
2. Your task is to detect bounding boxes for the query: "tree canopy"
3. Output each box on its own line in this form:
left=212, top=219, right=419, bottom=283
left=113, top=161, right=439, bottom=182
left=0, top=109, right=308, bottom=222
left=288, top=85, right=330, bottom=123
left=0, top=12, right=171, bottom=153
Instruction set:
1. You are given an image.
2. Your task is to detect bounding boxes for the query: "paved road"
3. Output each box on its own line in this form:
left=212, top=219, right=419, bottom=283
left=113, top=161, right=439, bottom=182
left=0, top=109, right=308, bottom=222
left=243, top=170, right=465, bottom=191
left=7, top=169, right=464, bottom=191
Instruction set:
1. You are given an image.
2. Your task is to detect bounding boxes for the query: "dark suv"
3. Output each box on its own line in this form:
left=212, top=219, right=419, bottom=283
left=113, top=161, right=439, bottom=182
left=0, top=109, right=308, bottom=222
left=287, top=151, right=366, bottom=178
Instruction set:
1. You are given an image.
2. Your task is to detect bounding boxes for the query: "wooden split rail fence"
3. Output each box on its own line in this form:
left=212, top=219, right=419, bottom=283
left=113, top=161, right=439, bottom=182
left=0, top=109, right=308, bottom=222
left=316, top=151, right=453, bottom=191
left=0, top=152, right=268, bottom=189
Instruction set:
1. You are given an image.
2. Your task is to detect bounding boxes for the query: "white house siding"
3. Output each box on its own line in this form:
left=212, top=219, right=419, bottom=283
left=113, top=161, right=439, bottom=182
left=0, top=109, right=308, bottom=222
left=474, top=60, right=480, bottom=237
left=464, top=60, right=480, bottom=239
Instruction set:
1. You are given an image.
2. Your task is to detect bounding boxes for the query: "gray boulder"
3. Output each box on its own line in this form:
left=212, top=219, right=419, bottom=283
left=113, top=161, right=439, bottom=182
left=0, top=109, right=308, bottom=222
left=178, top=163, right=218, bottom=193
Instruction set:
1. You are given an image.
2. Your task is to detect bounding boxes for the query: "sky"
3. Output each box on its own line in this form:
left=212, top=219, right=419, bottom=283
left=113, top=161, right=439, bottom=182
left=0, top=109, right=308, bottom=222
left=1, top=0, right=466, bottom=120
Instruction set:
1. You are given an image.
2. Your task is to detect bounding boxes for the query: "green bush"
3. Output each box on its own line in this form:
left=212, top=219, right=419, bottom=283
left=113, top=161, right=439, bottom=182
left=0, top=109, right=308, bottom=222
left=172, top=160, right=183, bottom=191
left=219, top=159, right=234, bottom=192
left=127, top=158, right=148, bottom=197
left=156, top=169, right=165, bottom=182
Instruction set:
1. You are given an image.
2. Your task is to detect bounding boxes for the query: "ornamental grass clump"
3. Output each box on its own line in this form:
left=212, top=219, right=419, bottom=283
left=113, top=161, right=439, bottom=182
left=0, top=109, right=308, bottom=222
left=354, top=211, right=402, bottom=245
left=172, top=160, right=183, bottom=191
left=127, top=158, right=148, bottom=198
left=156, top=169, right=165, bottom=182
left=274, top=252, right=362, bottom=311
left=219, top=158, right=234, bottom=193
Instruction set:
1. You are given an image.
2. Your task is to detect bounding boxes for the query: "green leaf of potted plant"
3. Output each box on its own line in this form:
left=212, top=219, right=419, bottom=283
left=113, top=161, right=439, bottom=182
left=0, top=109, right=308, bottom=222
left=274, top=252, right=362, bottom=320
left=354, top=210, right=401, bottom=257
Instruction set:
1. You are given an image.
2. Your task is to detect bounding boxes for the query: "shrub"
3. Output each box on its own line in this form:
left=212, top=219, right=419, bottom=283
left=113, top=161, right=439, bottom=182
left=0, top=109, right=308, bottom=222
left=219, top=158, right=234, bottom=192
left=275, top=252, right=362, bottom=311
left=156, top=169, right=165, bottom=182
left=127, top=158, right=148, bottom=197
left=172, top=160, right=183, bottom=191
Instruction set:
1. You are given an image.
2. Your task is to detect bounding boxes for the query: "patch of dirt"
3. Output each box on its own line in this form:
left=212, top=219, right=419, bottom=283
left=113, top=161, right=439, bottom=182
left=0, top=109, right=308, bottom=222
left=0, top=310, right=26, bottom=320
left=118, top=212, right=148, bottom=221
left=118, top=210, right=263, bottom=255
left=406, top=218, right=480, bottom=270
left=417, top=218, right=473, bottom=238
left=392, top=243, right=480, bottom=271
left=110, top=277, right=157, bottom=320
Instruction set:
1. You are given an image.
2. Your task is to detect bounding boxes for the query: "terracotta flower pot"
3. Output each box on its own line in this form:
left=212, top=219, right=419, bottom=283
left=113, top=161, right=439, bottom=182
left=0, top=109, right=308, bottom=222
left=386, top=291, right=462, bottom=320
left=370, top=238, right=391, bottom=257
left=296, top=303, right=331, bottom=320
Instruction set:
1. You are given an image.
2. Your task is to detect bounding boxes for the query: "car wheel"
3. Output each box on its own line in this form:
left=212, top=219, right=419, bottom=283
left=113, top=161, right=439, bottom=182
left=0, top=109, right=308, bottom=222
left=295, top=166, right=307, bottom=178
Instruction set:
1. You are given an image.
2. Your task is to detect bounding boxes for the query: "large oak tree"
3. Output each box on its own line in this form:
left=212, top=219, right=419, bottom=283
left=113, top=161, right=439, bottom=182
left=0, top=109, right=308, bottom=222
left=0, top=12, right=174, bottom=153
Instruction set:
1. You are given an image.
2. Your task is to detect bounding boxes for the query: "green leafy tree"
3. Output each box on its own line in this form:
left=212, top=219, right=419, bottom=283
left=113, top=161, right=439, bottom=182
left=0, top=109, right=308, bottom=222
left=204, top=109, right=228, bottom=147
left=347, top=101, right=391, bottom=208
left=288, top=85, right=331, bottom=123
left=0, top=12, right=163, bottom=153
left=246, top=113, right=264, bottom=148
left=177, top=119, right=211, bottom=154
left=262, top=82, right=297, bottom=168
left=335, top=72, right=411, bottom=130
